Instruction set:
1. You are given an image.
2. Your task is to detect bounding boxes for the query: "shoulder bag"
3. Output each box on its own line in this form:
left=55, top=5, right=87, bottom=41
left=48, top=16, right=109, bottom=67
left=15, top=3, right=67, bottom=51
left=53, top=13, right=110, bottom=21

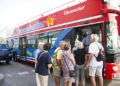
left=62, top=52, right=76, bottom=77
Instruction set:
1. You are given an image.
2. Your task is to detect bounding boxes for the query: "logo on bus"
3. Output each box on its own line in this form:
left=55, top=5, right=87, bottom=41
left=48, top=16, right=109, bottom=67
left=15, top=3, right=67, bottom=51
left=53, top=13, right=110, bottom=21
left=46, top=17, right=55, bottom=26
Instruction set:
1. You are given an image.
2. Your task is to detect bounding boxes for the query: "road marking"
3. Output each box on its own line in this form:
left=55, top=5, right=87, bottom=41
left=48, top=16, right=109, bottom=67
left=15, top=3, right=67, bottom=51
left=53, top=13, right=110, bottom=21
left=17, top=71, right=29, bottom=75
left=32, top=70, right=35, bottom=72
left=6, top=74, right=12, bottom=77
left=5, top=71, right=34, bottom=77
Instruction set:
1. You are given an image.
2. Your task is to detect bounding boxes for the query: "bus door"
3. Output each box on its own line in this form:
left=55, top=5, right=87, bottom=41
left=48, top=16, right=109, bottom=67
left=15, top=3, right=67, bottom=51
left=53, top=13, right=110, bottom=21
left=69, top=24, right=103, bottom=50
left=26, top=35, right=37, bottom=61
left=19, top=37, right=27, bottom=59
left=12, top=38, right=20, bottom=59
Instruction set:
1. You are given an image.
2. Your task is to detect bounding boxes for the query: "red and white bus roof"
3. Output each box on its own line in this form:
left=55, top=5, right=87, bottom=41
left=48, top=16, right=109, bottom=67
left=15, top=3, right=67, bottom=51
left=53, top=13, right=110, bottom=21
left=12, top=0, right=119, bottom=37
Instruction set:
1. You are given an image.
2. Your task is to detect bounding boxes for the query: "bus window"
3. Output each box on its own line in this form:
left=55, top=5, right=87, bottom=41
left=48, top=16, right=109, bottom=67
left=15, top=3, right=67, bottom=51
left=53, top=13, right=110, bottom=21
left=48, top=31, right=61, bottom=46
left=12, top=38, right=19, bottom=49
left=37, top=31, right=61, bottom=48
left=37, top=33, right=48, bottom=48
left=27, top=36, right=36, bottom=48
left=38, top=35, right=48, bottom=42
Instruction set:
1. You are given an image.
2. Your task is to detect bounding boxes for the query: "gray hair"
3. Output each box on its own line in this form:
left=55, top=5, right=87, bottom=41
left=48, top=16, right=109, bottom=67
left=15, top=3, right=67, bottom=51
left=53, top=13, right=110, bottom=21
left=91, top=34, right=99, bottom=42
left=38, top=42, right=45, bottom=49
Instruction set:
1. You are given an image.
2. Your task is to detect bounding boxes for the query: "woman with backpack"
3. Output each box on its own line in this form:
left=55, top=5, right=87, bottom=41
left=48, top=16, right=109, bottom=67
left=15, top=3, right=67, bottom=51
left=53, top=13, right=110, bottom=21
left=35, top=42, right=52, bottom=86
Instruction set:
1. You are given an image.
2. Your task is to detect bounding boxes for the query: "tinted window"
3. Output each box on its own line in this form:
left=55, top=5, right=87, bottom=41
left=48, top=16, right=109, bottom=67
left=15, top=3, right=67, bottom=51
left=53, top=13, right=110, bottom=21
left=0, top=44, right=8, bottom=49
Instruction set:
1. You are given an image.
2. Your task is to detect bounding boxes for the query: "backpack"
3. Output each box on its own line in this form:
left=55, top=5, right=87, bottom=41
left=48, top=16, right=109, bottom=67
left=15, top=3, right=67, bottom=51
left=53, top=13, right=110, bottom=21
left=52, top=51, right=58, bottom=67
left=52, top=49, right=63, bottom=76
left=73, top=48, right=85, bottom=65
left=96, top=44, right=105, bottom=61
left=52, top=49, right=62, bottom=67
left=35, top=51, right=45, bottom=73
left=37, top=51, right=45, bottom=62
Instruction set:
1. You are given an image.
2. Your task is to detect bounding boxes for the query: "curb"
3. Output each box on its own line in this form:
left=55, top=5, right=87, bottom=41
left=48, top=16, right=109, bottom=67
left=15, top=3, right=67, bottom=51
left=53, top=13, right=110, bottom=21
left=0, top=74, right=4, bottom=85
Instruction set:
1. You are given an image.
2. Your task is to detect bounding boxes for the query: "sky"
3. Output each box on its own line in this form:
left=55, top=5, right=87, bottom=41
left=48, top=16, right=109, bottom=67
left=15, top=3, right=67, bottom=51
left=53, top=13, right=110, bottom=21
left=0, top=0, right=73, bottom=38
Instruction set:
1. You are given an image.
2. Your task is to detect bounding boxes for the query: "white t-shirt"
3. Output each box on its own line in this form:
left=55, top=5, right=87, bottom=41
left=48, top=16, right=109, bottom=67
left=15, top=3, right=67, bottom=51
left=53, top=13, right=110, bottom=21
left=88, top=42, right=104, bottom=67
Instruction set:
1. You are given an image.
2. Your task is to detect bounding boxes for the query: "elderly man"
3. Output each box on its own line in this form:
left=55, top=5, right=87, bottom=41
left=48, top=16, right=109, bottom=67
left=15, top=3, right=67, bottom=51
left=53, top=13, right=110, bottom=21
left=87, top=34, right=104, bottom=86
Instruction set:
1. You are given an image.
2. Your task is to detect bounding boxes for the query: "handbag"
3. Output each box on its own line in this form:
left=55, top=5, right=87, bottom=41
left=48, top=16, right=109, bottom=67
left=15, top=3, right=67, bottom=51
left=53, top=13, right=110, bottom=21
left=95, top=43, right=105, bottom=61
left=69, top=70, right=76, bottom=77
left=96, top=49, right=105, bottom=61
left=62, top=52, right=76, bottom=77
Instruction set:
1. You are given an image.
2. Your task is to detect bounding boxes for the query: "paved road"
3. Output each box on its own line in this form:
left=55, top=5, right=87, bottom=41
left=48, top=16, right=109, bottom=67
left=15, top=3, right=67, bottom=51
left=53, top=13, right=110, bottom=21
left=0, top=62, right=36, bottom=86
left=0, top=62, right=120, bottom=86
left=0, top=61, right=63, bottom=86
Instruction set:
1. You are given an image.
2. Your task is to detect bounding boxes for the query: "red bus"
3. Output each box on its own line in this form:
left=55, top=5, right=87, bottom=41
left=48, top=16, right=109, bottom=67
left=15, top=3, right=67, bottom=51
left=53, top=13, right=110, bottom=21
left=8, top=0, right=120, bottom=82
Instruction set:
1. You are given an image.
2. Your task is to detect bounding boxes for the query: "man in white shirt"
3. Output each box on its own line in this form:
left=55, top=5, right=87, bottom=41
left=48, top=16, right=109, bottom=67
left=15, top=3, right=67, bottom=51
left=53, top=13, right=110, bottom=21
left=87, top=34, right=104, bottom=86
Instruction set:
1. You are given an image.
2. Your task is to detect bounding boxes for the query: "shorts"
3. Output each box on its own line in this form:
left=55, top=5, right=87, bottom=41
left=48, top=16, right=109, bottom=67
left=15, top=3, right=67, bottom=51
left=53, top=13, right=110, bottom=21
left=89, top=65, right=103, bottom=77
left=52, top=67, right=61, bottom=77
left=64, top=76, right=74, bottom=83
left=75, top=65, right=85, bottom=80
left=79, top=65, right=85, bottom=80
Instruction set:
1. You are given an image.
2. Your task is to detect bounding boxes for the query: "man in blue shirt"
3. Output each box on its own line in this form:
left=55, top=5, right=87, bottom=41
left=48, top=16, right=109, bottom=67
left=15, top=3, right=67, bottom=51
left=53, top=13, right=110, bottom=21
left=35, top=42, right=52, bottom=86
